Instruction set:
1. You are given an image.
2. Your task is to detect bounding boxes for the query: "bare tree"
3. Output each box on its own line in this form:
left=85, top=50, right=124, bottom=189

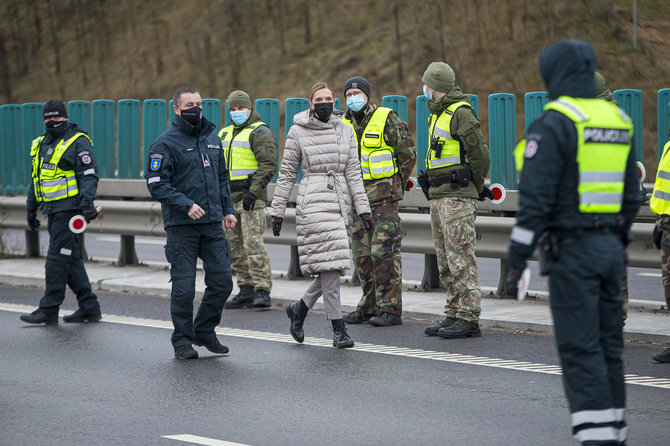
left=393, top=3, right=404, bottom=82
left=304, top=0, right=311, bottom=45
left=435, top=1, right=446, bottom=61
left=267, top=0, right=286, bottom=56
left=225, top=0, right=242, bottom=88
left=0, top=31, right=13, bottom=103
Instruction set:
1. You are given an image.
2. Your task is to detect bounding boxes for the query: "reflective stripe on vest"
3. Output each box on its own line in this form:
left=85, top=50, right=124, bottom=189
left=218, top=121, right=264, bottom=181
left=343, top=107, right=398, bottom=180
left=650, top=141, right=670, bottom=215
left=30, top=132, right=90, bottom=203
left=426, top=101, right=471, bottom=171
left=545, top=96, right=633, bottom=213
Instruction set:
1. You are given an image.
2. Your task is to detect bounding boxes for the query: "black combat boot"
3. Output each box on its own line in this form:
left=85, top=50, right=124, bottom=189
left=343, top=310, right=376, bottom=324
left=424, top=317, right=458, bottom=336
left=286, top=299, right=309, bottom=343
left=224, top=285, right=255, bottom=309
left=437, top=319, right=482, bottom=339
left=253, top=289, right=271, bottom=308
left=332, top=319, right=354, bottom=348
left=653, top=347, right=670, bottom=363
left=20, top=309, right=58, bottom=325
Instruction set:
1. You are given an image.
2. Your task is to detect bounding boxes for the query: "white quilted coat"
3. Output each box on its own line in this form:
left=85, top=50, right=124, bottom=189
left=271, top=109, right=370, bottom=275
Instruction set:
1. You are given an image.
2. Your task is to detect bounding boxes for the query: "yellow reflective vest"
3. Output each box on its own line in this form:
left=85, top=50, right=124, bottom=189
left=426, top=101, right=471, bottom=171
left=650, top=141, right=670, bottom=215
left=545, top=96, right=633, bottom=213
left=218, top=122, right=264, bottom=181
left=343, top=107, right=398, bottom=180
left=30, top=132, right=90, bottom=202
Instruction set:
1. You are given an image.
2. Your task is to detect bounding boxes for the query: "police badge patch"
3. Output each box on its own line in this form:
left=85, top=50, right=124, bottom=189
left=150, top=153, right=163, bottom=171
left=524, top=139, right=539, bottom=158
left=78, top=151, right=92, bottom=165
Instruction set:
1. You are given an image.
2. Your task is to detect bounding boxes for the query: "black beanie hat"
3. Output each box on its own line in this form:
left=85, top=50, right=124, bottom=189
left=343, top=76, right=371, bottom=99
left=43, top=99, right=68, bottom=120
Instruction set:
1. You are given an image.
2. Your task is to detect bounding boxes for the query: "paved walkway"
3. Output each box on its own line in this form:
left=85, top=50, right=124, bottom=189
left=1, top=257, right=668, bottom=344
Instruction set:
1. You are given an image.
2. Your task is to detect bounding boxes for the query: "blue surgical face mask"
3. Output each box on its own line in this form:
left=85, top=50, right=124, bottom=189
left=230, top=110, right=249, bottom=126
left=423, top=85, right=433, bottom=101
left=346, top=94, right=367, bottom=112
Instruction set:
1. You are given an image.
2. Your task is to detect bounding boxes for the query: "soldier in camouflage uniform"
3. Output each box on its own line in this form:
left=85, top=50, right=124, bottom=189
left=340, top=76, right=416, bottom=327
left=420, top=62, right=490, bottom=339
left=220, top=91, right=277, bottom=309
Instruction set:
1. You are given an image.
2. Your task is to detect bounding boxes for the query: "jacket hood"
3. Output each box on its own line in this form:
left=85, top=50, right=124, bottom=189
left=293, top=108, right=344, bottom=129
left=540, top=39, right=596, bottom=100
left=428, top=85, right=468, bottom=114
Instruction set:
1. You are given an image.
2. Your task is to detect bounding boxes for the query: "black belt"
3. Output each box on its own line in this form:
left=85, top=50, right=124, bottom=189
left=230, top=180, right=250, bottom=192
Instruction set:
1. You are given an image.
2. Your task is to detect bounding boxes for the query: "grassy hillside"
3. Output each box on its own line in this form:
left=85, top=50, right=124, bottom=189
left=1, top=0, right=669, bottom=171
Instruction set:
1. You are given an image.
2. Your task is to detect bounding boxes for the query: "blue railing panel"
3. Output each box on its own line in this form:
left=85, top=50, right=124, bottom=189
left=488, top=93, right=517, bottom=189
left=117, top=99, right=142, bottom=178
left=614, top=89, right=643, bottom=162
left=658, top=89, right=670, bottom=161
left=0, top=105, right=24, bottom=194
left=524, top=92, right=549, bottom=132
left=382, top=95, right=409, bottom=123
left=68, top=100, right=91, bottom=133
left=91, top=100, right=115, bottom=178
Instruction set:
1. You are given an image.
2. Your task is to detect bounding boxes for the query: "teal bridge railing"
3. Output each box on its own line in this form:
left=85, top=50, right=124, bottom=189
left=1, top=90, right=668, bottom=194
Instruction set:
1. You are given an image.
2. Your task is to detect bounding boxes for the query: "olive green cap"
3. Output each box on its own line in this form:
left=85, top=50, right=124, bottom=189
left=422, top=62, right=455, bottom=94
left=227, top=90, right=252, bottom=110
left=594, top=71, right=614, bottom=103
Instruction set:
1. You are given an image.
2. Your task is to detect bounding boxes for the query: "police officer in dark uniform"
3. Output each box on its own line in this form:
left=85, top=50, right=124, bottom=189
left=506, top=40, right=641, bottom=445
left=20, top=99, right=102, bottom=325
left=146, top=87, right=237, bottom=360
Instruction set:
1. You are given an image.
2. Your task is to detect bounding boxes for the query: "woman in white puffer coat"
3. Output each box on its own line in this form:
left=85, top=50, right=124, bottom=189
left=271, top=82, right=373, bottom=348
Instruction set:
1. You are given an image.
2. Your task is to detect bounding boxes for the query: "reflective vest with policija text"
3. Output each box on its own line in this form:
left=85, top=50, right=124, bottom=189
left=31, top=132, right=90, bottom=202
left=650, top=140, right=670, bottom=215
left=426, top=101, right=471, bottom=171
left=545, top=96, right=633, bottom=213
left=343, top=107, right=398, bottom=180
left=218, top=121, right=264, bottom=181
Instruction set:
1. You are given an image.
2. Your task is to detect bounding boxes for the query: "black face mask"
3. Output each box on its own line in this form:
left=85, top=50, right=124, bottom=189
left=179, top=106, right=202, bottom=128
left=313, top=102, right=334, bottom=122
left=45, top=120, right=68, bottom=137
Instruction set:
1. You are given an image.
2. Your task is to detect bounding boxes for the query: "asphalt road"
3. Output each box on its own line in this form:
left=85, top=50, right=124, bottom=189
left=1, top=284, right=669, bottom=446
left=1, top=229, right=664, bottom=302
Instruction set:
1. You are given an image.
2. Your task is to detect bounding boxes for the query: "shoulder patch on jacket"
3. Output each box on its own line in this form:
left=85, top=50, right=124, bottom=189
left=78, top=151, right=92, bottom=165
left=150, top=153, right=163, bottom=171
left=525, top=133, right=542, bottom=159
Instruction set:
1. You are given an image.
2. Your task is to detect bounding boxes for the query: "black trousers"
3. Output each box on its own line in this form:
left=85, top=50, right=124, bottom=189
left=165, top=223, right=233, bottom=348
left=549, top=232, right=627, bottom=445
left=38, top=210, right=100, bottom=316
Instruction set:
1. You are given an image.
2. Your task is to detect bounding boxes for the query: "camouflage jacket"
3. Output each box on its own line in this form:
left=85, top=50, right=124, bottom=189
left=344, top=103, right=416, bottom=207
left=225, top=111, right=278, bottom=203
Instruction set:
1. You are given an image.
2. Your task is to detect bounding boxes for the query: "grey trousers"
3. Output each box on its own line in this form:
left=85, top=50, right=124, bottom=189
left=301, top=270, right=342, bottom=320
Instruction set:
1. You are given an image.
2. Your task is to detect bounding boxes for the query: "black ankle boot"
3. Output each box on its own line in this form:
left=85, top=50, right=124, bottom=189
left=286, top=299, right=309, bottom=343
left=224, top=286, right=255, bottom=309
left=332, top=319, right=354, bottom=348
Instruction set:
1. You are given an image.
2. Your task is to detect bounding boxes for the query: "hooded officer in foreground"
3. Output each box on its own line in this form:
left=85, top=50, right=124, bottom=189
left=506, top=40, right=641, bottom=445
left=146, top=87, right=237, bottom=360
left=20, top=99, right=102, bottom=325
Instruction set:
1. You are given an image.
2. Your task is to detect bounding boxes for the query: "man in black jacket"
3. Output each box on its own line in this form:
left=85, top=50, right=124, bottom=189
left=146, top=87, right=237, bottom=360
left=20, top=99, right=102, bottom=325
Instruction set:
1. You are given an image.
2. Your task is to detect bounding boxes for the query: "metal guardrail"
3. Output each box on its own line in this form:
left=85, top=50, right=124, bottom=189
left=0, top=185, right=660, bottom=269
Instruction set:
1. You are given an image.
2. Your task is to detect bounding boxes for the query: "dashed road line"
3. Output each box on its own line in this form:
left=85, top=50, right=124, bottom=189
left=3, top=302, right=669, bottom=390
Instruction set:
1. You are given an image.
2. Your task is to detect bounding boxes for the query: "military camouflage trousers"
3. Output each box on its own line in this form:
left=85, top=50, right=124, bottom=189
left=224, top=199, right=272, bottom=293
left=430, top=196, right=481, bottom=322
left=662, top=229, right=670, bottom=309
left=351, top=202, right=403, bottom=315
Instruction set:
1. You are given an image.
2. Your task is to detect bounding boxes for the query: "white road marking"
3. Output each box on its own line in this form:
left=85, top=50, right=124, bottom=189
left=637, top=272, right=662, bottom=278
left=3, top=302, right=670, bottom=390
left=94, top=235, right=166, bottom=245
left=162, top=434, right=252, bottom=446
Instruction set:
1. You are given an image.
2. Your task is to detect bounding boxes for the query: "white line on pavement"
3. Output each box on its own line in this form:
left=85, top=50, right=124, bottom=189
left=3, top=302, right=670, bottom=390
left=637, top=272, right=662, bottom=278
left=95, top=235, right=166, bottom=245
left=162, top=434, right=252, bottom=446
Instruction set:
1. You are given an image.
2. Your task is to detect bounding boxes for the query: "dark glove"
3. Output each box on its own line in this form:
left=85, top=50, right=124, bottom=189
left=505, top=265, right=524, bottom=298
left=272, top=216, right=283, bottom=237
left=81, top=206, right=99, bottom=223
left=243, top=190, right=257, bottom=211
left=26, top=209, right=40, bottom=231
left=478, top=186, right=495, bottom=201
left=653, top=226, right=662, bottom=250
left=359, top=212, right=374, bottom=232
left=640, top=184, right=649, bottom=205
left=417, top=169, right=430, bottom=201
